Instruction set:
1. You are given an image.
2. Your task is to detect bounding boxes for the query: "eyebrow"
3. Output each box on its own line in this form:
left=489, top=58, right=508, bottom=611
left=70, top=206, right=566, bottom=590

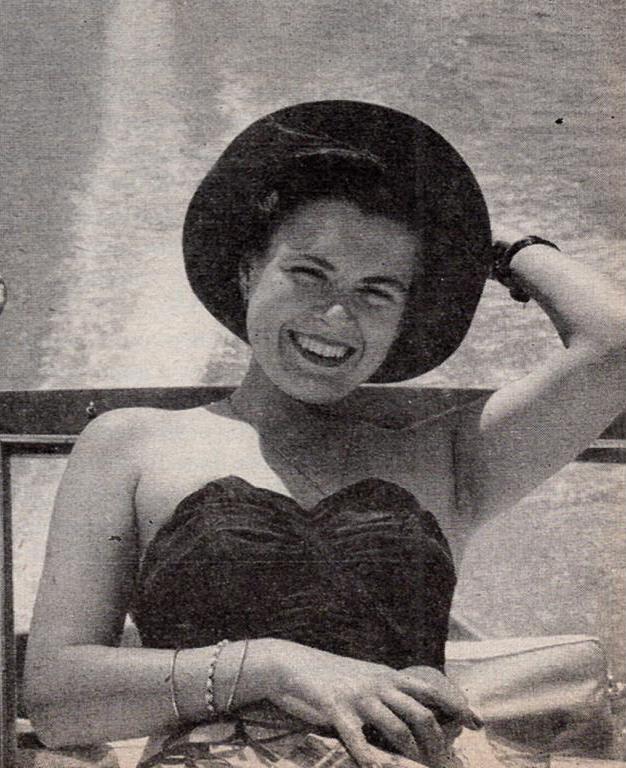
left=295, top=254, right=410, bottom=293
left=297, top=255, right=335, bottom=271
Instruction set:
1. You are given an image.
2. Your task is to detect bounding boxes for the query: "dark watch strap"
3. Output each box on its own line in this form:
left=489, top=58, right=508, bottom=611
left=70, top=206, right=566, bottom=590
left=493, top=236, right=560, bottom=303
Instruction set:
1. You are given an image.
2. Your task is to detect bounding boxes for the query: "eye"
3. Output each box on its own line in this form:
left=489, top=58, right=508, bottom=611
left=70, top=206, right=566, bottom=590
left=288, top=266, right=327, bottom=286
left=357, top=287, right=397, bottom=307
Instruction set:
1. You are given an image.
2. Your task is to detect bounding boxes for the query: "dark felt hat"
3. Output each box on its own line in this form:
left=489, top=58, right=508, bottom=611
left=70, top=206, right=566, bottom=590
left=183, top=100, right=492, bottom=382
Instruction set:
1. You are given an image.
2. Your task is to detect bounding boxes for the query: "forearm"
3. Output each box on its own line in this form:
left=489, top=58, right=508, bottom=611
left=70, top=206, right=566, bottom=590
left=508, top=243, right=626, bottom=350
left=178, top=639, right=280, bottom=718
left=26, top=639, right=280, bottom=748
left=456, top=242, right=626, bottom=519
left=28, top=638, right=478, bottom=768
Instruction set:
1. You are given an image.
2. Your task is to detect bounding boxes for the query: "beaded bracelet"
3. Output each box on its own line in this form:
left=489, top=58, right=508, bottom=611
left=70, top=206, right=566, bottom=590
left=492, top=236, right=560, bottom=303
left=205, top=639, right=230, bottom=717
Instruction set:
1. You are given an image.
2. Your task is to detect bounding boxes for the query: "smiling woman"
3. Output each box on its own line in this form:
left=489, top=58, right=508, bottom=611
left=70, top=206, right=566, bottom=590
left=23, top=101, right=626, bottom=768
left=243, top=197, right=418, bottom=401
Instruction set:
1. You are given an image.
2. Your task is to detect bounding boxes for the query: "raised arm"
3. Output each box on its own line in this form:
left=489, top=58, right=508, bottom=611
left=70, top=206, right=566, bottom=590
left=454, top=241, right=626, bottom=522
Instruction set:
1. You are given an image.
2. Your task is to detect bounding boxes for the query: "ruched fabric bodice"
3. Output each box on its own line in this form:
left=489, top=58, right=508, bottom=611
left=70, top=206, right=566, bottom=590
left=132, top=476, right=456, bottom=671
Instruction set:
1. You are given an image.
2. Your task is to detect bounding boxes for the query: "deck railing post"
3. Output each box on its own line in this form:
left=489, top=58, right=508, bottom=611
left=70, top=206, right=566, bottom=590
left=0, top=441, right=16, bottom=767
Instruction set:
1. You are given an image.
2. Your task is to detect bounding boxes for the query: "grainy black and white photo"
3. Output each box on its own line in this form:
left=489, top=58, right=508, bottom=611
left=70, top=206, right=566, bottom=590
left=1, top=2, right=625, bottom=767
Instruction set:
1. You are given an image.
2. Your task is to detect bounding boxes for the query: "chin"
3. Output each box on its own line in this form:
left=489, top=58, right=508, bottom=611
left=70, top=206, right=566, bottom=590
left=293, top=387, right=352, bottom=405
left=281, top=378, right=357, bottom=405
left=276, top=362, right=383, bottom=405
left=254, top=341, right=385, bottom=404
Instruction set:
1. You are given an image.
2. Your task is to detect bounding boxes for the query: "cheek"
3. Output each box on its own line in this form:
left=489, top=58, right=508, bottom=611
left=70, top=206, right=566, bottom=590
left=245, top=273, right=296, bottom=342
left=365, top=305, right=405, bottom=350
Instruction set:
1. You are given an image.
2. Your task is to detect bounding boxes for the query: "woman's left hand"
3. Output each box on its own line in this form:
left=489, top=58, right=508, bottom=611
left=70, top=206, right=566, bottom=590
left=245, top=639, right=481, bottom=767
left=399, top=665, right=470, bottom=743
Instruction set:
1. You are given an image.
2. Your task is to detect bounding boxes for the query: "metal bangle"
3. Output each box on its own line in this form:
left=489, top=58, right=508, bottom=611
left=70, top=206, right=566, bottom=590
left=225, top=639, right=249, bottom=714
left=170, top=648, right=182, bottom=722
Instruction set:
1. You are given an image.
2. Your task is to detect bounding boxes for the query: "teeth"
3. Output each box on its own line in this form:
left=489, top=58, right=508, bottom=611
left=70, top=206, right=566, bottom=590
left=293, top=332, right=351, bottom=359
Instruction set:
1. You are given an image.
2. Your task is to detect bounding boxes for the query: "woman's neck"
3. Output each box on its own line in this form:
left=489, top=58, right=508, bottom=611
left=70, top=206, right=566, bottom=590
left=230, top=359, right=355, bottom=432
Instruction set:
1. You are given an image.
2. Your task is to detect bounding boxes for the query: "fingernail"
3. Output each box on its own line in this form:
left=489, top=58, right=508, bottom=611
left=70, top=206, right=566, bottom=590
left=468, top=711, right=484, bottom=730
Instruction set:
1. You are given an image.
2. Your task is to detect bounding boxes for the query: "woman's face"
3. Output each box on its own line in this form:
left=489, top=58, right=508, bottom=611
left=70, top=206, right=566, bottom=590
left=244, top=197, right=420, bottom=403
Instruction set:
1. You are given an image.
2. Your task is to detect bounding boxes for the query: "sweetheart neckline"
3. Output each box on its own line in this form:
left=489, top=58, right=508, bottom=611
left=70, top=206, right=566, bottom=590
left=138, top=476, right=436, bottom=572
left=173, top=474, right=424, bottom=523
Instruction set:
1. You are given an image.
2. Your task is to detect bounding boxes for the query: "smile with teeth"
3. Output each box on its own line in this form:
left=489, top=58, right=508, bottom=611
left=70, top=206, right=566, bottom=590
left=289, top=331, right=356, bottom=365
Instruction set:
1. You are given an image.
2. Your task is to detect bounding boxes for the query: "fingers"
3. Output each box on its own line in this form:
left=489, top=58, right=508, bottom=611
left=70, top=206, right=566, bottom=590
left=360, top=700, right=426, bottom=764
left=440, top=718, right=463, bottom=743
left=398, top=667, right=482, bottom=730
left=335, top=693, right=458, bottom=768
left=334, top=712, right=385, bottom=768
left=378, top=692, right=451, bottom=766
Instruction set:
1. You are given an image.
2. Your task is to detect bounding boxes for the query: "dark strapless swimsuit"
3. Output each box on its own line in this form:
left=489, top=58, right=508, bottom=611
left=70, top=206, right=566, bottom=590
left=133, top=475, right=456, bottom=672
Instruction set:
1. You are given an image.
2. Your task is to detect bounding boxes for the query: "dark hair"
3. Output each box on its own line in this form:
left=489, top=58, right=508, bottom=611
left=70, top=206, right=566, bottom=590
left=244, top=156, right=421, bottom=264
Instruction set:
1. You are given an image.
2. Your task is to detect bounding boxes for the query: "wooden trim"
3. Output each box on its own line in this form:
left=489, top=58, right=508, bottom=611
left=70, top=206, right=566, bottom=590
left=0, top=436, right=75, bottom=760
left=0, top=436, right=76, bottom=451
left=0, top=386, right=234, bottom=435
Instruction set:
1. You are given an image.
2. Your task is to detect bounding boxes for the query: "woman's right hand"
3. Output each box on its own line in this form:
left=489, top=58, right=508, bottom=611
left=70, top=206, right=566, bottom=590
left=264, top=640, right=482, bottom=767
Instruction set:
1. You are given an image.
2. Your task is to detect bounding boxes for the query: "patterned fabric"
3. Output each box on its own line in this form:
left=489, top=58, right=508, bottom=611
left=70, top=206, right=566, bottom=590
left=136, top=707, right=466, bottom=768
left=136, top=708, right=536, bottom=768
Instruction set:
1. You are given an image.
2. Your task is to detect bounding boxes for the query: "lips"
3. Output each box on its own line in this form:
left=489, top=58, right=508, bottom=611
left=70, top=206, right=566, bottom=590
left=288, top=330, right=357, bottom=367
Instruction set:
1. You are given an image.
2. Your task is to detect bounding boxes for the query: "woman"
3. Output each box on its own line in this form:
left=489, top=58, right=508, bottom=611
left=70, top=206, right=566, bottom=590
left=24, top=101, right=626, bottom=768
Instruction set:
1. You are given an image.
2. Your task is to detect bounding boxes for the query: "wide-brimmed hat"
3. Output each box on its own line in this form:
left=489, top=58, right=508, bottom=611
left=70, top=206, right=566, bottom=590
left=183, top=100, right=492, bottom=382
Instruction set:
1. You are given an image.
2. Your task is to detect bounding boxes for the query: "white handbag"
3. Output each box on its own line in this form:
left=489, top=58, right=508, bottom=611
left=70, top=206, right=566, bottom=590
left=446, top=635, right=624, bottom=763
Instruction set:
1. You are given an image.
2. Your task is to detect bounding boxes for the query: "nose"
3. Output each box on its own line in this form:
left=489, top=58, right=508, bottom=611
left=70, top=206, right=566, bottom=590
left=321, top=300, right=354, bottom=325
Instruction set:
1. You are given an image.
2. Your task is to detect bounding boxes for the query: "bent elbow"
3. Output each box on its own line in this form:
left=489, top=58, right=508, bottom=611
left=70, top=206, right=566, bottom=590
left=26, top=694, right=104, bottom=750
left=24, top=686, right=66, bottom=750
left=24, top=663, right=84, bottom=749
left=26, top=702, right=81, bottom=750
left=594, top=312, right=626, bottom=359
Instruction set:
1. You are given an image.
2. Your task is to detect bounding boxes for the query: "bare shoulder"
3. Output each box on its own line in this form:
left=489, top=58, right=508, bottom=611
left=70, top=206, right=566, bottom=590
left=62, top=408, right=159, bottom=494
left=61, top=405, right=237, bottom=522
left=78, top=402, right=249, bottom=481
left=69, top=407, right=201, bottom=480
left=75, top=406, right=163, bottom=456
left=78, top=404, right=231, bottom=447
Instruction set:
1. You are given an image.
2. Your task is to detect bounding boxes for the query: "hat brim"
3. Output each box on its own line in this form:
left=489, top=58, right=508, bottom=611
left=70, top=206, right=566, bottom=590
left=183, top=100, right=492, bottom=383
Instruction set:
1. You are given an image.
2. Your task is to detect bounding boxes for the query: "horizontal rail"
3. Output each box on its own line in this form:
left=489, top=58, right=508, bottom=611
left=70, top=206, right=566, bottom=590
left=1, top=386, right=624, bottom=440
left=578, top=439, right=626, bottom=464
left=0, top=433, right=623, bottom=462
left=0, top=435, right=76, bottom=451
